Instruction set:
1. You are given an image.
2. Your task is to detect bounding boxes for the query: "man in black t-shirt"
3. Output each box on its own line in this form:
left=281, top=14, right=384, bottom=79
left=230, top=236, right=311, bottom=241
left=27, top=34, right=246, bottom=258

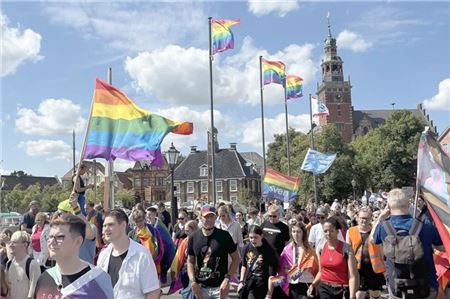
left=20, top=200, right=39, bottom=234
left=260, top=204, right=290, bottom=255
left=187, top=204, right=240, bottom=299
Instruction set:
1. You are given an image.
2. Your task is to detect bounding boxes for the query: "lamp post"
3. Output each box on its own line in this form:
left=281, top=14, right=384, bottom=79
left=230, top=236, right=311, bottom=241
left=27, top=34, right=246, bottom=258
left=166, top=143, right=179, bottom=226
left=351, top=179, right=356, bottom=200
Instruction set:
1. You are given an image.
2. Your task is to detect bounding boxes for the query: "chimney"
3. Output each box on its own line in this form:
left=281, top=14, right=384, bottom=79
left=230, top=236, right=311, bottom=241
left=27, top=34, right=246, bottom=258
left=229, top=143, right=237, bottom=151
left=190, top=146, right=197, bottom=153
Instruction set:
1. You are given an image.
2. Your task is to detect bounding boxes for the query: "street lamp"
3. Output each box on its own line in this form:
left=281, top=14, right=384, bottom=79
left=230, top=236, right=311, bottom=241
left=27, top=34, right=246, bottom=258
left=351, top=179, right=356, bottom=200
left=165, top=143, right=179, bottom=226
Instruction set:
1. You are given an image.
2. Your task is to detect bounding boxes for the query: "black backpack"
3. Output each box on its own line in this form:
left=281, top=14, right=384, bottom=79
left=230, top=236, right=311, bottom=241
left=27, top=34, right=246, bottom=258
left=6, top=256, right=33, bottom=280
left=382, top=219, right=430, bottom=298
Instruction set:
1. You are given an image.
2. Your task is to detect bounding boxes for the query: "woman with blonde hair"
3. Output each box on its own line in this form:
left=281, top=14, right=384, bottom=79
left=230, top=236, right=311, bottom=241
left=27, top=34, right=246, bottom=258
left=31, top=212, right=50, bottom=268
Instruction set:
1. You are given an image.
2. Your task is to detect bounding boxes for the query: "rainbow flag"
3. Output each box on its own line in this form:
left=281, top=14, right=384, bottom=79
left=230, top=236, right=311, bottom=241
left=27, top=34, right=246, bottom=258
left=83, top=79, right=193, bottom=166
left=168, top=237, right=189, bottom=295
left=263, top=168, right=301, bottom=202
left=262, top=58, right=286, bottom=85
left=285, top=75, right=303, bottom=100
left=417, top=130, right=450, bottom=258
left=211, top=19, right=240, bottom=55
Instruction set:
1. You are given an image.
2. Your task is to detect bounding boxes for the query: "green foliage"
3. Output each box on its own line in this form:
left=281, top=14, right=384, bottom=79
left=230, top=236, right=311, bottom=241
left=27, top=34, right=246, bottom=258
left=115, top=189, right=135, bottom=208
left=238, top=186, right=259, bottom=207
left=9, top=170, right=31, bottom=177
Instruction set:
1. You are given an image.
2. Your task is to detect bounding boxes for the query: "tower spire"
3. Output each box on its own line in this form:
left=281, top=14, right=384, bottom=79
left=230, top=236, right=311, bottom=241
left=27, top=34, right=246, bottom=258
left=327, top=11, right=332, bottom=37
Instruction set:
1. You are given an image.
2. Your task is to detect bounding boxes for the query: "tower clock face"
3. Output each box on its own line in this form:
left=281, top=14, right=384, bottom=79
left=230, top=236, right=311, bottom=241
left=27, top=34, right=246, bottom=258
left=335, top=93, right=343, bottom=102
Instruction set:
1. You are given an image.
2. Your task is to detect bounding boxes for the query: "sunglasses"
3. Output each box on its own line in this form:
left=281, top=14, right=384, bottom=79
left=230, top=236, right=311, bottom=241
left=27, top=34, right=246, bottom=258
left=178, top=217, right=185, bottom=220
left=317, top=215, right=325, bottom=219
left=268, top=215, right=278, bottom=218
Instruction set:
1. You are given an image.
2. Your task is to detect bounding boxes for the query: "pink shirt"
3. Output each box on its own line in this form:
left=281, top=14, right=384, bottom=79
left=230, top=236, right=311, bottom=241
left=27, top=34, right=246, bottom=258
left=31, top=226, right=43, bottom=252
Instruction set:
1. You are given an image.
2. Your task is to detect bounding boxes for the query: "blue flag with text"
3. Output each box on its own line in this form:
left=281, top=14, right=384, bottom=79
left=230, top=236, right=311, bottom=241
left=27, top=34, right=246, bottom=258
left=301, top=148, right=337, bottom=175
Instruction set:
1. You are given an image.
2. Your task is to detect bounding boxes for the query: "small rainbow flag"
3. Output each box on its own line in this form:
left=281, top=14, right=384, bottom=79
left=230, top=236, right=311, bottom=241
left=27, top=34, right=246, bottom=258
left=285, top=75, right=303, bottom=100
left=270, top=276, right=285, bottom=287
left=262, top=58, right=286, bottom=85
left=287, top=265, right=302, bottom=281
left=263, top=168, right=301, bottom=202
left=211, top=19, right=240, bottom=55
left=83, top=79, right=193, bottom=166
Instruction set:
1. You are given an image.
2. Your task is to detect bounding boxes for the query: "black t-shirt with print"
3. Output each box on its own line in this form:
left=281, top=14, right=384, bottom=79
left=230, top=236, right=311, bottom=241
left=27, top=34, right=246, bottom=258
left=108, top=250, right=128, bottom=287
left=34, top=266, right=90, bottom=299
left=187, top=228, right=237, bottom=287
left=241, top=240, right=278, bottom=288
left=260, top=220, right=290, bottom=255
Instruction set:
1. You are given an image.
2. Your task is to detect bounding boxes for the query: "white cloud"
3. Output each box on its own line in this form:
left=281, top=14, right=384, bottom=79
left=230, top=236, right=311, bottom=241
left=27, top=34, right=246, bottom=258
left=247, top=0, right=299, bottom=17
left=43, top=3, right=207, bottom=52
left=125, top=37, right=317, bottom=107
left=423, top=79, right=450, bottom=111
left=15, top=98, right=86, bottom=136
left=0, top=13, right=43, bottom=77
left=336, top=30, right=372, bottom=53
left=242, top=113, right=310, bottom=148
left=18, top=140, right=72, bottom=161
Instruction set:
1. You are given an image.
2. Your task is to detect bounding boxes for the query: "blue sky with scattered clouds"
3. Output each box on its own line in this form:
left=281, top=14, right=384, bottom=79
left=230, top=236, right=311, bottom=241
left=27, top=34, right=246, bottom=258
left=1, top=1, right=449, bottom=177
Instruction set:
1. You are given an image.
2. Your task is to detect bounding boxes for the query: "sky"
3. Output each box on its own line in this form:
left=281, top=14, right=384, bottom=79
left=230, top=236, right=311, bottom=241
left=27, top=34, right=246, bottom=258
left=1, top=0, right=449, bottom=177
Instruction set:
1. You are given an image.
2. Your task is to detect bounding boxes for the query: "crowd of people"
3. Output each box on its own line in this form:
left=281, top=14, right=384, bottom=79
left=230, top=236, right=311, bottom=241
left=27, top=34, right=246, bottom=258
left=1, top=184, right=449, bottom=299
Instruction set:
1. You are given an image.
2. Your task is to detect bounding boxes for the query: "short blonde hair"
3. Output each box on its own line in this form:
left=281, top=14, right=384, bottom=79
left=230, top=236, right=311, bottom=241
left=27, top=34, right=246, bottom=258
left=268, top=204, right=280, bottom=215
left=387, top=188, right=409, bottom=210
left=185, top=220, right=198, bottom=231
left=11, top=231, right=30, bottom=245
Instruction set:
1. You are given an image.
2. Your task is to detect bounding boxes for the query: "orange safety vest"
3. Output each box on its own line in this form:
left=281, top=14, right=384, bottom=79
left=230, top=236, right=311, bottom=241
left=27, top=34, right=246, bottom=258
left=348, top=226, right=385, bottom=273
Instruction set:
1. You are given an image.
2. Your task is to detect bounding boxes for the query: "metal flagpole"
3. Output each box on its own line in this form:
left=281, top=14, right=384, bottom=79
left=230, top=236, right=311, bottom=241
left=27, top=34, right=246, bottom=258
left=93, top=159, right=97, bottom=203
left=284, top=87, right=291, bottom=176
left=259, top=56, right=266, bottom=211
left=208, top=17, right=217, bottom=206
left=308, top=94, right=318, bottom=205
left=72, top=129, right=76, bottom=176
left=105, top=67, right=115, bottom=210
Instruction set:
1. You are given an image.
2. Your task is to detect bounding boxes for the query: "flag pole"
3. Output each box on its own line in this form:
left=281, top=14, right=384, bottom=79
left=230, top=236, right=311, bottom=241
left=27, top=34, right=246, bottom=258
left=104, top=67, right=115, bottom=211
left=413, top=127, right=429, bottom=218
left=72, top=129, right=76, bottom=176
left=208, top=17, right=217, bottom=207
left=308, top=93, right=318, bottom=205
left=284, top=86, right=291, bottom=176
left=259, top=56, right=266, bottom=211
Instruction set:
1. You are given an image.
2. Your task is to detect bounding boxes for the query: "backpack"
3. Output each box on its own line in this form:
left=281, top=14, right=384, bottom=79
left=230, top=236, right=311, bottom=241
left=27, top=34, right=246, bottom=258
left=6, top=256, right=33, bottom=280
left=382, top=219, right=429, bottom=298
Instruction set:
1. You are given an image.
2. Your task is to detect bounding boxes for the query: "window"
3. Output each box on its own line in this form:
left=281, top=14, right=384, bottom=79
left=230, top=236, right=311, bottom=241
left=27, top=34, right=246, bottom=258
left=200, top=166, right=208, bottom=177
left=134, top=178, right=141, bottom=188
left=201, top=181, right=208, bottom=193
left=229, top=179, right=238, bottom=192
left=216, top=181, right=223, bottom=192
left=187, top=182, right=194, bottom=193
left=174, top=183, right=180, bottom=194
left=143, top=178, right=149, bottom=187
left=230, top=195, right=238, bottom=202
left=336, top=123, right=344, bottom=131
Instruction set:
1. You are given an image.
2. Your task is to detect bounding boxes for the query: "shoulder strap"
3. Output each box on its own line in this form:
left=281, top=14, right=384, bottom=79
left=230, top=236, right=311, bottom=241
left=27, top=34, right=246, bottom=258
left=6, top=259, right=11, bottom=271
left=409, top=218, right=423, bottom=236
left=342, top=242, right=350, bottom=260
left=25, top=257, right=32, bottom=280
left=382, top=220, right=397, bottom=236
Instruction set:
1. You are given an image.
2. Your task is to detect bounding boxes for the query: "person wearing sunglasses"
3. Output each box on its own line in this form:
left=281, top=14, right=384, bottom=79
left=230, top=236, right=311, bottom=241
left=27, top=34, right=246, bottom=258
left=308, top=207, right=345, bottom=250
left=260, top=205, right=290, bottom=256
left=172, top=211, right=188, bottom=246
left=34, top=214, right=113, bottom=298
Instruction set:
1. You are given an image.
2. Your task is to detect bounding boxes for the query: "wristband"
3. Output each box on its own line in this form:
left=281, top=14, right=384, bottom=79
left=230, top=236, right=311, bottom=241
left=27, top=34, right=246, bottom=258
left=224, top=274, right=231, bottom=279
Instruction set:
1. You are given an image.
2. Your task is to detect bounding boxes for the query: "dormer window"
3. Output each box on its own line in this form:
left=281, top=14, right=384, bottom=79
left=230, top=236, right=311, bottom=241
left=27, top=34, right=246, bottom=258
left=200, top=165, right=208, bottom=177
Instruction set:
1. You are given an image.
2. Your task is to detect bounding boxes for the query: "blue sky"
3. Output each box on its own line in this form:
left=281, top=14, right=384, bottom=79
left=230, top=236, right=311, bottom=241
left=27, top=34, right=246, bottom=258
left=1, top=1, right=449, bottom=177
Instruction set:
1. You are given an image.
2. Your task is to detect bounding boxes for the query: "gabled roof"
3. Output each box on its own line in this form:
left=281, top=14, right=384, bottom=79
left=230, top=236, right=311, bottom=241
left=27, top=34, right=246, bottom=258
left=173, top=149, right=260, bottom=181
left=115, top=172, right=133, bottom=190
left=240, top=152, right=264, bottom=168
left=438, top=125, right=450, bottom=142
left=132, top=159, right=169, bottom=171
left=1, top=176, right=59, bottom=191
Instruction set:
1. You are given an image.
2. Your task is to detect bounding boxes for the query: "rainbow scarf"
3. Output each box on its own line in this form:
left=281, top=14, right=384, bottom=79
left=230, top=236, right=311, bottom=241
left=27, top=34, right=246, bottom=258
left=135, top=225, right=163, bottom=274
left=211, top=19, right=240, bottom=55
left=262, top=58, right=286, bottom=85
left=168, top=237, right=189, bottom=295
left=83, top=78, right=193, bottom=166
left=285, top=75, right=303, bottom=100
left=263, top=168, right=301, bottom=202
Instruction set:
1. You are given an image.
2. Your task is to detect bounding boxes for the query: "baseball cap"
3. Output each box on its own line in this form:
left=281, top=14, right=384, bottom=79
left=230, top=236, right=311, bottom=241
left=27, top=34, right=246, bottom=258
left=200, top=204, right=216, bottom=217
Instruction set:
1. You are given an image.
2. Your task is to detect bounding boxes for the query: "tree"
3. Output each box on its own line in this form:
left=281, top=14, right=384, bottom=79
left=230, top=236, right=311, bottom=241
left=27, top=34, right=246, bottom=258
left=351, top=110, right=425, bottom=190
left=9, top=170, right=31, bottom=177
left=238, top=186, right=259, bottom=207
left=115, top=189, right=135, bottom=208
left=3, top=185, right=26, bottom=212
left=41, top=184, right=71, bottom=212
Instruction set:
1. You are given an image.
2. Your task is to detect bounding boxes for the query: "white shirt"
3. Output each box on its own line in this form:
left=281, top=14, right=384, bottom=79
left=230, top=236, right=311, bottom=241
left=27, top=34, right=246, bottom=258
left=97, top=239, right=159, bottom=299
left=216, top=220, right=244, bottom=249
left=6, top=256, right=41, bottom=299
left=308, top=223, right=345, bottom=250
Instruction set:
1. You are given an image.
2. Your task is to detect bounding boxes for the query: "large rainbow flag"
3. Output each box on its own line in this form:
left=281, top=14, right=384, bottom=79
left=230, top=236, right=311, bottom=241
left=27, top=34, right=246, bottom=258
left=211, top=19, right=240, bottom=55
left=263, top=168, right=301, bottom=202
left=83, top=79, right=193, bottom=166
left=262, top=58, right=286, bottom=85
left=417, top=130, right=450, bottom=258
left=285, top=75, right=303, bottom=100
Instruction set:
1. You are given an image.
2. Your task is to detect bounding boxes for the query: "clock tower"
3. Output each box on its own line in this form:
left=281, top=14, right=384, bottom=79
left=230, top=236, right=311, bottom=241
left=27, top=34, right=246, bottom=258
left=316, top=16, right=353, bottom=143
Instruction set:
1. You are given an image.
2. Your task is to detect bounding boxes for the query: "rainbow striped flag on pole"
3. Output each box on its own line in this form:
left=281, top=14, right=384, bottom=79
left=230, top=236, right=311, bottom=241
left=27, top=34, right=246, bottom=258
left=285, top=75, right=303, bottom=99
left=262, top=58, right=286, bottom=85
left=83, top=79, right=193, bottom=166
left=211, top=19, right=240, bottom=55
left=263, top=168, right=301, bottom=202
left=417, top=129, right=450, bottom=256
